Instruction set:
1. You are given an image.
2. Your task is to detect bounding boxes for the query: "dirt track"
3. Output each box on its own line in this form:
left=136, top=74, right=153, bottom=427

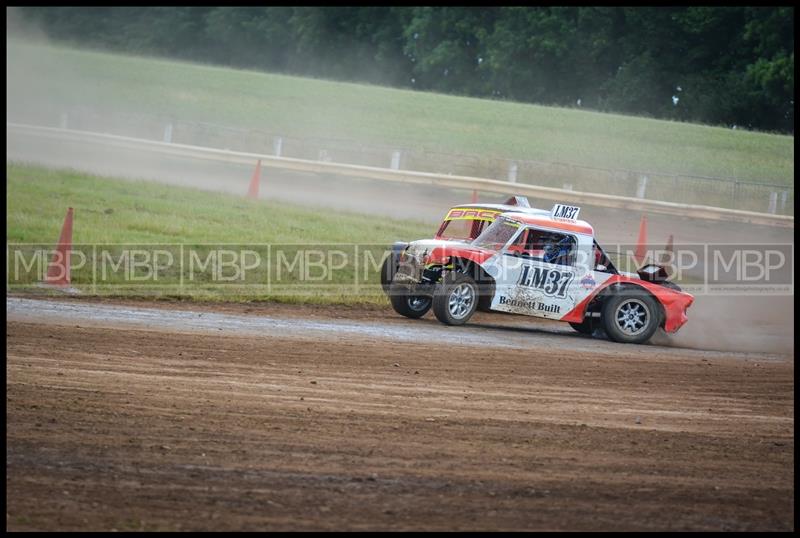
left=6, top=297, right=794, bottom=531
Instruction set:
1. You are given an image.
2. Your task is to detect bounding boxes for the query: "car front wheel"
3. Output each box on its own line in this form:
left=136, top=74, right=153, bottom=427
left=432, top=272, right=479, bottom=326
left=389, top=284, right=432, bottom=319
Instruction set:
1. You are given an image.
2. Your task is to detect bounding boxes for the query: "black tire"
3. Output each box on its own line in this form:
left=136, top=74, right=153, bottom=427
left=389, top=283, right=432, bottom=319
left=432, top=272, right=479, bottom=326
left=477, top=294, right=493, bottom=312
left=380, top=254, right=398, bottom=294
left=601, top=290, right=662, bottom=344
left=569, top=318, right=598, bottom=335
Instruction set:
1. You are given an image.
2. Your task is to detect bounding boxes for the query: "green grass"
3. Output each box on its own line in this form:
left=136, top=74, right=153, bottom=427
left=7, top=163, right=433, bottom=304
left=8, top=38, right=794, bottom=186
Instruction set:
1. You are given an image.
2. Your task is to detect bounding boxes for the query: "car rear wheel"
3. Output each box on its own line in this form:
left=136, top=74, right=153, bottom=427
left=432, top=273, right=478, bottom=326
left=601, top=291, right=661, bottom=344
left=389, top=284, right=432, bottom=319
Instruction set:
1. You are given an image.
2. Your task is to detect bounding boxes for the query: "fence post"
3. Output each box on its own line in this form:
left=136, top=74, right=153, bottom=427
left=767, top=191, right=778, bottom=214
left=390, top=150, right=402, bottom=170
left=636, top=175, right=648, bottom=199
left=780, top=190, right=788, bottom=213
left=508, top=161, right=518, bottom=183
left=273, top=136, right=283, bottom=157
left=563, top=182, right=573, bottom=191
left=59, top=112, right=68, bottom=129
left=163, top=122, right=173, bottom=143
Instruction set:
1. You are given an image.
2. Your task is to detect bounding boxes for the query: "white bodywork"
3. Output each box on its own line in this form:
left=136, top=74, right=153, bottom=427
left=482, top=229, right=614, bottom=320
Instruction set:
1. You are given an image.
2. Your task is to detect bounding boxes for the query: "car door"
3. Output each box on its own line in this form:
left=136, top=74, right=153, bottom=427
left=485, top=226, right=584, bottom=319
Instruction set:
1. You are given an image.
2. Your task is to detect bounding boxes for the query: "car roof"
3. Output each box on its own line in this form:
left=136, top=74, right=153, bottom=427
left=453, top=203, right=551, bottom=216
left=501, top=211, right=594, bottom=236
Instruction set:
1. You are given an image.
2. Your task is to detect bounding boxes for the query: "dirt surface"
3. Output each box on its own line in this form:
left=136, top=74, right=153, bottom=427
left=6, top=296, right=794, bottom=531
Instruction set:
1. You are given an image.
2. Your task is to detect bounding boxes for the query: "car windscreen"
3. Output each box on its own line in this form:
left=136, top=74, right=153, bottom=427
left=437, top=218, right=490, bottom=241
left=472, top=217, right=520, bottom=251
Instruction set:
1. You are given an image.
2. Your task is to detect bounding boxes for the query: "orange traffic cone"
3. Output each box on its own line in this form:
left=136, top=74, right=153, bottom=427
left=45, top=207, right=74, bottom=286
left=471, top=189, right=478, bottom=203
left=633, top=215, right=648, bottom=265
left=247, top=159, right=261, bottom=199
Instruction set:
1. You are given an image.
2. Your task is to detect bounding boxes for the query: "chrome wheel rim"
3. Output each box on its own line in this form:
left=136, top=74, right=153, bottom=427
left=448, top=283, right=475, bottom=320
left=615, top=299, right=650, bottom=336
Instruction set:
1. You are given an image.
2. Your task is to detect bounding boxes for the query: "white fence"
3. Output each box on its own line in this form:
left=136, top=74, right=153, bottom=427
left=31, top=107, right=793, bottom=217
left=7, top=122, right=794, bottom=229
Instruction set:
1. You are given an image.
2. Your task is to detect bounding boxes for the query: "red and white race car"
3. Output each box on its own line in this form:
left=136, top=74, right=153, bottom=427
left=383, top=198, right=693, bottom=344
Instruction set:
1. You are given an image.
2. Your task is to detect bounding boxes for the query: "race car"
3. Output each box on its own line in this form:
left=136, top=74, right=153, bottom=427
left=383, top=200, right=693, bottom=344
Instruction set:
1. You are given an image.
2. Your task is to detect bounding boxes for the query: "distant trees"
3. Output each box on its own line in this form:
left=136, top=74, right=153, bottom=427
left=17, top=6, right=794, bottom=133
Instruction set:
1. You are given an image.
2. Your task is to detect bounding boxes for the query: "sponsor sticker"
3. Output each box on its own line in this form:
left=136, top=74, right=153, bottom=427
left=498, top=296, right=562, bottom=314
left=445, top=208, right=502, bottom=221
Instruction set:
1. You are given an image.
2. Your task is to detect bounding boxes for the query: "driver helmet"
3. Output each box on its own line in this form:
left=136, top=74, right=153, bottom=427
left=542, top=233, right=569, bottom=262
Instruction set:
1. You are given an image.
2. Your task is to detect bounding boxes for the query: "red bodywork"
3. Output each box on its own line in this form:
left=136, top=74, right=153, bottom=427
left=562, top=275, right=694, bottom=332
left=424, top=244, right=496, bottom=266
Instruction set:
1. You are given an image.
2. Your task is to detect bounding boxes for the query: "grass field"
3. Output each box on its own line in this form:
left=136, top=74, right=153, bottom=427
left=8, top=38, right=794, bottom=186
left=6, top=163, right=433, bottom=303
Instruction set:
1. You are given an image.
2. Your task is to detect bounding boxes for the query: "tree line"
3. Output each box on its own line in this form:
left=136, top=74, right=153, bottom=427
left=18, top=6, right=794, bottom=133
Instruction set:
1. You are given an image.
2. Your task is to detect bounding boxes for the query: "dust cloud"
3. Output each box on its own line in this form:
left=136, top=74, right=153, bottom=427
left=653, top=295, right=794, bottom=356
left=7, top=8, right=90, bottom=127
left=7, top=7, right=422, bottom=215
